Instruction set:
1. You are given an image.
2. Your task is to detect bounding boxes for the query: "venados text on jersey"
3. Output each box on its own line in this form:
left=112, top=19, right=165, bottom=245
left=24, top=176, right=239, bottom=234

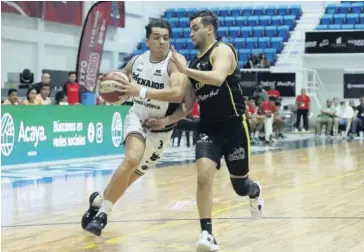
left=198, top=89, right=219, bottom=101
left=132, top=73, right=165, bottom=89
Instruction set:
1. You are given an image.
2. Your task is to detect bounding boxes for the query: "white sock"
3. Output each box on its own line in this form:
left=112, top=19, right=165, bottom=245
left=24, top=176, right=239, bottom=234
left=97, top=200, right=113, bottom=215
left=91, top=194, right=104, bottom=208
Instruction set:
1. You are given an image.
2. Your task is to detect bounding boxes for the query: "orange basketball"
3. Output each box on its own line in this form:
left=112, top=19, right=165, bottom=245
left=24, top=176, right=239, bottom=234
left=99, top=72, right=130, bottom=104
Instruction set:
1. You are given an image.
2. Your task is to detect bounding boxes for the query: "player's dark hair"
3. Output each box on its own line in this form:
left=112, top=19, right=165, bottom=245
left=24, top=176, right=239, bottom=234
left=190, top=10, right=218, bottom=37
left=145, top=19, right=171, bottom=39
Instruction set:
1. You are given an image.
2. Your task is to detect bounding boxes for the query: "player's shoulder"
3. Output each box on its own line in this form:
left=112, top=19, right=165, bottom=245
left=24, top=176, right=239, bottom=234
left=211, top=42, right=236, bottom=57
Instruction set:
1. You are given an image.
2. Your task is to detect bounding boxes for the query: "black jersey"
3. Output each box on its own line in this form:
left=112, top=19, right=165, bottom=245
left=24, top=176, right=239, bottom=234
left=188, top=41, right=245, bottom=123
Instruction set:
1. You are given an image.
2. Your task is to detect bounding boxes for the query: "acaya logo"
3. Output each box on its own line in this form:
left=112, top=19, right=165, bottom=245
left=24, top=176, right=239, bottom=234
left=17, top=120, right=47, bottom=147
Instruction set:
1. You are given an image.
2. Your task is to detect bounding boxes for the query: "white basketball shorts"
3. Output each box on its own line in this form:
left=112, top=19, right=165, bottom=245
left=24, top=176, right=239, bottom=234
left=123, top=111, right=172, bottom=176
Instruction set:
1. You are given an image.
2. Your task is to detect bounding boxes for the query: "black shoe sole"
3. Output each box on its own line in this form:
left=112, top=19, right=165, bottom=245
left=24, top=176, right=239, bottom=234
left=81, top=192, right=100, bottom=230
left=85, top=222, right=102, bottom=236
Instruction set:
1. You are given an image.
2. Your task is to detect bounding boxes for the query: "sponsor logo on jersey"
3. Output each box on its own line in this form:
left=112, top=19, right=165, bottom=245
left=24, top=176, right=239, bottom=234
left=133, top=99, right=161, bottom=110
left=153, top=69, right=162, bottom=76
left=132, top=73, right=165, bottom=89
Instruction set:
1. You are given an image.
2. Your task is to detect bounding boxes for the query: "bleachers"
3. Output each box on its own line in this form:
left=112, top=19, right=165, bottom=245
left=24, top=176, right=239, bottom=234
left=317, top=2, right=364, bottom=30
left=131, top=5, right=302, bottom=67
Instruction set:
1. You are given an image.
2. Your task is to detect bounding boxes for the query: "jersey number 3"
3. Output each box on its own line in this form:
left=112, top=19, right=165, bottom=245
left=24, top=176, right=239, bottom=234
left=158, top=140, right=163, bottom=149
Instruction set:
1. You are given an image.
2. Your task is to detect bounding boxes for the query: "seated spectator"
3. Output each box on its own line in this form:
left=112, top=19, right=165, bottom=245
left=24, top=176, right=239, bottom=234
left=3, top=89, right=20, bottom=105
left=267, top=85, right=280, bottom=99
left=31, top=72, right=51, bottom=93
left=35, top=84, right=52, bottom=105
left=335, top=101, right=355, bottom=138
left=351, top=96, right=364, bottom=136
left=246, top=97, right=263, bottom=143
left=315, top=99, right=336, bottom=136
left=23, top=87, right=38, bottom=105
left=63, top=71, right=80, bottom=105
left=55, top=91, right=69, bottom=105
left=257, top=96, right=278, bottom=144
left=273, top=101, right=285, bottom=138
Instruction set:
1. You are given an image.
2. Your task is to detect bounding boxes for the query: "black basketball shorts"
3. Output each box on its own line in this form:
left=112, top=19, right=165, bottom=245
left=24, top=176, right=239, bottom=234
left=195, top=117, right=251, bottom=176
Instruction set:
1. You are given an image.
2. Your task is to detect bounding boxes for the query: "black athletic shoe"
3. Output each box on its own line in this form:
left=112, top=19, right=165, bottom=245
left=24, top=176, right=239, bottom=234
left=85, top=212, right=108, bottom=236
left=81, top=192, right=100, bottom=230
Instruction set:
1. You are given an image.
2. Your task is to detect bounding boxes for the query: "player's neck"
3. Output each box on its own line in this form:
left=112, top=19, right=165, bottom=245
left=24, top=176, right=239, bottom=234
left=149, top=52, right=168, bottom=63
left=198, top=38, right=217, bottom=57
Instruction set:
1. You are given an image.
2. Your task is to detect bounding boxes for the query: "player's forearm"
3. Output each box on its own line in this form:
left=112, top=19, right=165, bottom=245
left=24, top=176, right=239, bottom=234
left=164, top=104, right=192, bottom=125
left=145, top=88, right=184, bottom=103
left=184, top=68, right=225, bottom=87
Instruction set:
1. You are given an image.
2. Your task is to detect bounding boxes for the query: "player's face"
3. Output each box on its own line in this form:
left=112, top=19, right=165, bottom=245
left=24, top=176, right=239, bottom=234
left=146, top=27, right=170, bottom=56
left=190, top=17, right=211, bottom=49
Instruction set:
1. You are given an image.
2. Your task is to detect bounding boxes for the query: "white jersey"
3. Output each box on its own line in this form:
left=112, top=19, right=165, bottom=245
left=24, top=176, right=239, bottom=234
left=130, top=50, right=178, bottom=120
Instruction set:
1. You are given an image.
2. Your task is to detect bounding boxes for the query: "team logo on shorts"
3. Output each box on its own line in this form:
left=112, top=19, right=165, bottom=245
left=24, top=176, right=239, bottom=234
left=228, top=147, right=246, bottom=161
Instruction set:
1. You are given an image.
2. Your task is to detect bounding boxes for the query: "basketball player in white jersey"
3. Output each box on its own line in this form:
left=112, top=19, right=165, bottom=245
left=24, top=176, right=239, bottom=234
left=81, top=19, right=189, bottom=236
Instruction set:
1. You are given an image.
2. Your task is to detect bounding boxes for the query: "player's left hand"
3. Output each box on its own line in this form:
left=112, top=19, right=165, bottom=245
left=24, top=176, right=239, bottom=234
left=170, top=45, right=187, bottom=74
left=114, top=80, right=141, bottom=97
left=143, top=118, right=166, bottom=130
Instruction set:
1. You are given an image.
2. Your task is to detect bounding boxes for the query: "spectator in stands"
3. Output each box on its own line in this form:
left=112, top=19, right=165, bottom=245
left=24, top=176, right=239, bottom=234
left=267, top=85, right=280, bottom=99
left=273, top=101, right=285, bottom=138
left=55, top=91, right=69, bottom=105
left=332, top=97, right=341, bottom=136
left=256, top=54, right=270, bottom=68
left=63, top=71, right=80, bottom=105
left=315, top=99, right=336, bottom=136
left=295, top=88, right=310, bottom=132
left=31, top=72, right=51, bottom=93
left=351, top=97, right=364, bottom=137
left=349, top=100, right=356, bottom=110
left=258, top=96, right=278, bottom=144
left=335, top=101, right=355, bottom=138
left=246, top=97, right=261, bottom=143
left=253, top=84, right=268, bottom=106
left=23, top=87, right=38, bottom=105
left=35, top=84, right=52, bottom=105
left=2, top=89, right=20, bottom=105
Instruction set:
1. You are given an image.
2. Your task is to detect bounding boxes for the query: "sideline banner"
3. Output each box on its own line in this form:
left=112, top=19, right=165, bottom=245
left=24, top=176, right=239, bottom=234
left=343, top=73, right=364, bottom=98
left=1, top=106, right=129, bottom=166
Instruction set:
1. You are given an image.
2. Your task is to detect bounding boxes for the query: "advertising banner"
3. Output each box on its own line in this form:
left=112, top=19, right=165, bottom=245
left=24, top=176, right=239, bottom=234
left=305, top=31, right=364, bottom=54
left=1, top=106, right=129, bottom=166
left=343, top=73, right=364, bottom=98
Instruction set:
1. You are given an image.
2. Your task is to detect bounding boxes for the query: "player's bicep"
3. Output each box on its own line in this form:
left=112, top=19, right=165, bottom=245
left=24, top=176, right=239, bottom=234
left=211, top=45, right=235, bottom=80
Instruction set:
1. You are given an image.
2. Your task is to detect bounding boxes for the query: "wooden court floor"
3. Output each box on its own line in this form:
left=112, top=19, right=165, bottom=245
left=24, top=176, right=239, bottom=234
left=2, top=141, right=364, bottom=252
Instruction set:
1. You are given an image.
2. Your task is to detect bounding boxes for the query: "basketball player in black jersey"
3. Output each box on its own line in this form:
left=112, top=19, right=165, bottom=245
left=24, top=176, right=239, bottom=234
left=145, top=11, right=264, bottom=251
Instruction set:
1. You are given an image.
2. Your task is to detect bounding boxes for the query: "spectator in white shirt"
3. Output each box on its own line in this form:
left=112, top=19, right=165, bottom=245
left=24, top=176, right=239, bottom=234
left=338, top=101, right=355, bottom=137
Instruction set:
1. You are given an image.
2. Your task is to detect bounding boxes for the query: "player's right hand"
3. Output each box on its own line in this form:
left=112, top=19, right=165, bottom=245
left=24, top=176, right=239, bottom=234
left=143, top=118, right=166, bottom=130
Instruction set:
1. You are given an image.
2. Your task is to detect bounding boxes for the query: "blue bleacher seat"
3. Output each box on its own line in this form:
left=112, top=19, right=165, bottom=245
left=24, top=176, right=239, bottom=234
left=271, top=16, right=283, bottom=26
left=271, top=37, right=283, bottom=51
left=231, top=7, right=241, bottom=17
left=278, top=5, right=289, bottom=16
left=238, top=49, right=251, bottom=62
left=264, top=48, right=277, bottom=64
left=169, top=18, right=179, bottom=27
left=238, top=61, right=246, bottom=68
left=360, top=14, right=364, bottom=24
left=186, top=39, right=194, bottom=50
left=265, top=6, right=276, bottom=16
left=253, top=26, right=264, bottom=37
left=176, top=8, right=187, bottom=18
left=265, top=26, right=277, bottom=37
left=140, top=42, right=148, bottom=50
left=175, top=38, right=186, bottom=50
left=187, top=8, right=198, bottom=17
left=165, top=8, right=175, bottom=18
left=338, top=3, right=351, bottom=14
left=258, top=37, right=270, bottom=49
left=355, top=24, right=364, bottom=30
left=321, top=14, right=333, bottom=24
left=233, top=38, right=245, bottom=49
left=183, top=28, right=190, bottom=38
left=211, top=7, right=219, bottom=15
left=253, top=6, right=265, bottom=16
left=328, top=24, right=341, bottom=30
left=241, top=26, right=252, bottom=37
left=326, top=4, right=339, bottom=14
left=219, top=16, right=225, bottom=27
left=248, top=16, right=259, bottom=26
left=289, top=5, right=302, bottom=19
left=222, top=37, right=233, bottom=44
left=316, top=24, right=328, bottom=30
left=347, top=13, right=359, bottom=24
left=284, top=15, right=296, bottom=29
left=334, top=14, right=346, bottom=24
left=218, top=27, right=229, bottom=37
left=351, top=2, right=364, bottom=14
left=259, top=16, right=271, bottom=26
left=225, top=17, right=235, bottom=26
left=246, top=37, right=258, bottom=49
left=235, top=16, right=247, bottom=26
left=243, top=6, right=253, bottom=16
left=252, top=48, right=264, bottom=56
left=219, top=7, right=230, bottom=16
left=277, top=26, right=289, bottom=40
left=190, top=49, right=198, bottom=59
left=229, top=27, right=240, bottom=37
left=341, top=24, right=354, bottom=30
left=172, top=28, right=183, bottom=38
left=179, top=17, right=189, bottom=28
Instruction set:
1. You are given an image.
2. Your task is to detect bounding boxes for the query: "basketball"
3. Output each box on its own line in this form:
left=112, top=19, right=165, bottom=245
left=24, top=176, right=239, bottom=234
left=99, top=72, right=130, bottom=104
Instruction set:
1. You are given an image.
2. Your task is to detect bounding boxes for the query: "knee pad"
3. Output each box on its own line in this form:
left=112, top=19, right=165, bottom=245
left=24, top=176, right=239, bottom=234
left=230, top=177, right=255, bottom=197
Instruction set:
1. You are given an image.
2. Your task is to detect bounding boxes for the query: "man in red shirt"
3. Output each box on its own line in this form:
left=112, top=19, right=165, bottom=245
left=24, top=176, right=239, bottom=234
left=258, top=97, right=278, bottom=144
left=295, top=88, right=310, bottom=132
left=63, top=72, right=80, bottom=105
left=267, top=86, right=280, bottom=99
